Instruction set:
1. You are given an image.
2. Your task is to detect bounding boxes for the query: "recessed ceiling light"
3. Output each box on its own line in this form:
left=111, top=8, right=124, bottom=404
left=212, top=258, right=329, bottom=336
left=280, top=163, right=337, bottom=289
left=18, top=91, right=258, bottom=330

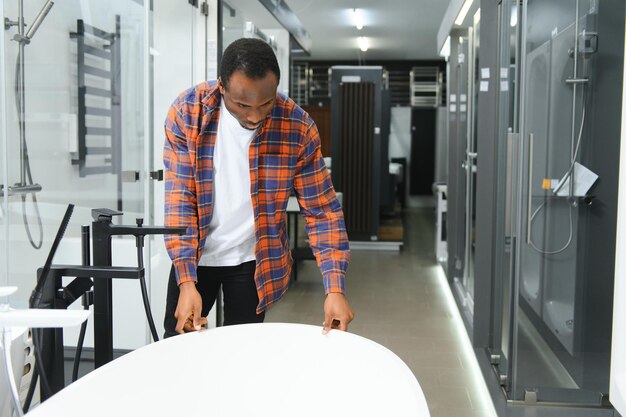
left=353, top=8, right=364, bottom=30
left=358, top=36, right=369, bottom=52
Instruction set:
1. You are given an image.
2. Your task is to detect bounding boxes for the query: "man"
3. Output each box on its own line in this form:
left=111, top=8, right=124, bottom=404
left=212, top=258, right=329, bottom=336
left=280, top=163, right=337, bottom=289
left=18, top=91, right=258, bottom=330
left=163, top=38, right=353, bottom=337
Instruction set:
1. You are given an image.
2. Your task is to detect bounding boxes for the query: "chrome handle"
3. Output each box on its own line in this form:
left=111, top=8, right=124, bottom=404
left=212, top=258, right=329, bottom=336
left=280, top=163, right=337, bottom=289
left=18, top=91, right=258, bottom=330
left=526, top=133, right=534, bottom=245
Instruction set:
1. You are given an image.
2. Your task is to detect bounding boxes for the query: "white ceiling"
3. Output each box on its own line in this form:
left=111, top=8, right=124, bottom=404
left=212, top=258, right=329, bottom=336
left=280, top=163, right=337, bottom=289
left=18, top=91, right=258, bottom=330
left=224, top=0, right=452, bottom=61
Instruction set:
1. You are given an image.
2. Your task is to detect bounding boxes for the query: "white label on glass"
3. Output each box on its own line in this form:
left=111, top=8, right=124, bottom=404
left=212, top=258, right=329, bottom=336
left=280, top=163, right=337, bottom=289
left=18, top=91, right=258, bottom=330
left=450, top=104, right=457, bottom=113
left=481, top=68, right=490, bottom=79
left=450, top=94, right=457, bottom=102
left=480, top=81, right=489, bottom=92
left=500, top=68, right=509, bottom=79
left=460, top=94, right=467, bottom=103
left=501, top=81, right=509, bottom=92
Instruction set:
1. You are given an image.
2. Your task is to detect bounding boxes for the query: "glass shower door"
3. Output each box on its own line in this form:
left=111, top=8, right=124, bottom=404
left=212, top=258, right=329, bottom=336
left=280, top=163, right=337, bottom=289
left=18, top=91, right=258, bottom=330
left=463, top=13, right=480, bottom=317
left=451, top=34, right=473, bottom=316
left=489, top=0, right=520, bottom=391
left=510, top=0, right=606, bottom=403
left=150, top=0, right=217, bottom=331
left=1, top=0, right=150, bottom=348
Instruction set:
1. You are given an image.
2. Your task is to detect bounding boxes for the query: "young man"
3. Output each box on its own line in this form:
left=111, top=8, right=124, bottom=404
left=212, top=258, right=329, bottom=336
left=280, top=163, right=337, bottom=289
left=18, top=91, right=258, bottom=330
left=163, top=38, right=353, bottom=337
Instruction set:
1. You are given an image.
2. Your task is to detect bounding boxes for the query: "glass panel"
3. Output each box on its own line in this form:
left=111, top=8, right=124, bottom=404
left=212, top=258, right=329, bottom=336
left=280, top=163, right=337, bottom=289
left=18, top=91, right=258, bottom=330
left=512, top=0, right=606, bottom=403
left=1, top=0, right=148, bottom=348
left=451, top=34, right=469, bottom=300
left=450, top=31, right=476, bottom=317
left=151, top=0, right=213, bottom=333
left=490, top=0, right=520, bottom=390
left=221, top=1, right=244, bottom=54
left=463, top=13, right=480, bottom=312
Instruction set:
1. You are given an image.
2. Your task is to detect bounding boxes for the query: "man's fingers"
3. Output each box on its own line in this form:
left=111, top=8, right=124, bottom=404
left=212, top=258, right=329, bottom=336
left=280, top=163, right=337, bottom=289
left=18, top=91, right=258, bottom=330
left=175, top=315, right=187, bottom=334
left=182, top=314, right=207, bottom=332
left=322, top=317, right=342, bottom=334
left=323, top=318, right=348, bottom=334
left=192, top=306, right=202, bottom=330
left=337, top=318, right=348, bottom=331
left=182, top=321, right=194, bottom=332
left=322, top=314, right=332, bottom=334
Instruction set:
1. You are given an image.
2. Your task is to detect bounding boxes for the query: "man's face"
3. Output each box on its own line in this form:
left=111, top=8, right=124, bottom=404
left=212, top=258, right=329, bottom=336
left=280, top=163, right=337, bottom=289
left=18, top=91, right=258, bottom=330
left=218, top=70, right=278, bottom=130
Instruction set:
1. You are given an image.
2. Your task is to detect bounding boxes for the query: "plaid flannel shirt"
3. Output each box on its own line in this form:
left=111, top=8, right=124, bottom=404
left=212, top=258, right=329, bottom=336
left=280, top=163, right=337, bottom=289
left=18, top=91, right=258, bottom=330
left=163, top=81, right=350, bottom=313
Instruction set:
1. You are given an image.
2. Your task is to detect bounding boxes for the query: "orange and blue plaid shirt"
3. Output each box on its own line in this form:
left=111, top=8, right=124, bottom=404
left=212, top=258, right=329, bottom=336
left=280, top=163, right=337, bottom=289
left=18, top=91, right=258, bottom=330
left=163, top=81, right=350, bottom=313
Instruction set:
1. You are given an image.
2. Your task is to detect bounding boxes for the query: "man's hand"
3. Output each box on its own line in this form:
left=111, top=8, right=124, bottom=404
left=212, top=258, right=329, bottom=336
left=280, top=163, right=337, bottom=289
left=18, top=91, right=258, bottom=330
left=175, top=282, right=207, bottom=334
left=322, top=292, right=354, bottom=334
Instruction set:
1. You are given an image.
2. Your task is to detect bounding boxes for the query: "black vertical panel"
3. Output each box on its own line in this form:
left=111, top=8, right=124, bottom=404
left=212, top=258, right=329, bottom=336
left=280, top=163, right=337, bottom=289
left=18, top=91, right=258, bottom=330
left=380, top=89, right=392, bottom=208
left=409, top=108, right=436, bottom=195
left=338, top=82, right=375, bottom=238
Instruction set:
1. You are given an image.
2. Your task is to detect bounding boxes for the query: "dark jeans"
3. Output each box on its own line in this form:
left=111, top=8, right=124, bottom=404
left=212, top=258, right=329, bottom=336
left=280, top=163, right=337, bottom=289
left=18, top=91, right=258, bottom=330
left=163, top=260, right=264, bottom=338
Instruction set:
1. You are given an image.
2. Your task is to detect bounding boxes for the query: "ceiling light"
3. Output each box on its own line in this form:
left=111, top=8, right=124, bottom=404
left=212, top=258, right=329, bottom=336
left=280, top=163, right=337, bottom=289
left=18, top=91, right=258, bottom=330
left=455, top=0, right=474, bottom=26
left=358, top=36, right=369, bottom=52
left=353, top=8, right=364, bottom=30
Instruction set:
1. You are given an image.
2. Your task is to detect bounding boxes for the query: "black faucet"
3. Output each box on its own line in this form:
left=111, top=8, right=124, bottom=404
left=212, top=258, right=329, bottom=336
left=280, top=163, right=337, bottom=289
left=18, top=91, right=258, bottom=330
left=33, top=205, right=187, bottom=399
left=90, top=208, right=185, bottom=368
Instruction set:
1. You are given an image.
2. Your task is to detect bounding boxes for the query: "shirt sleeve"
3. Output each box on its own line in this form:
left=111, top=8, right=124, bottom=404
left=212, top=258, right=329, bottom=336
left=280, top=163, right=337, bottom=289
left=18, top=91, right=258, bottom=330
left=293, top=120, right=350, bottom=294
left=163, top=98, right=199, bottom=285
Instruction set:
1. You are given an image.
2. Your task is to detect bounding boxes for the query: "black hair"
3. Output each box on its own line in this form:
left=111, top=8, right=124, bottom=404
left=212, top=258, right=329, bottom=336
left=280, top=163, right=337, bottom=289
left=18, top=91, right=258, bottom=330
left=220, top=38, right=280, bottom=90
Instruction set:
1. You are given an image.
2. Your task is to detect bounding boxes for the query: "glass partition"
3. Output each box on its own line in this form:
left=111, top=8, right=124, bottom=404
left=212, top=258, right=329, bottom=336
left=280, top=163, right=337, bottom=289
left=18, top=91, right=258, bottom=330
left=511, top=0, right=609, bottom=404
left=462, top=11, right=480, bottom=316
left=221, top=1, right=245, bottom=54
left=1, top=0, right=149, bottom=347
left=449, top=30, right=478, bottom=320
left=490, top=0, right=521, bottom=391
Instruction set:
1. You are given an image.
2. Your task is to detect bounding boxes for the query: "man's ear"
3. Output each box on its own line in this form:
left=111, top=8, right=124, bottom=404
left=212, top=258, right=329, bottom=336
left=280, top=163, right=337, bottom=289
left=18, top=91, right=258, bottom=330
left=217, top=77, right=225, bottom=94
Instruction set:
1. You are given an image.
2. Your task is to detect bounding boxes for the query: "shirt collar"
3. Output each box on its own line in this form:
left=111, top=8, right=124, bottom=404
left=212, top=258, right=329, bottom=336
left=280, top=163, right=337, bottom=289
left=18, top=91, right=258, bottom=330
left=200, top=82, right=222, bottom=114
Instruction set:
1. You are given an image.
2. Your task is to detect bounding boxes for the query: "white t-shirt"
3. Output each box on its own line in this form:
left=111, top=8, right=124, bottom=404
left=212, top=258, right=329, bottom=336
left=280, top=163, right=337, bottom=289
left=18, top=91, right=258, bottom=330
left=199, top=101, right=256, bottom=266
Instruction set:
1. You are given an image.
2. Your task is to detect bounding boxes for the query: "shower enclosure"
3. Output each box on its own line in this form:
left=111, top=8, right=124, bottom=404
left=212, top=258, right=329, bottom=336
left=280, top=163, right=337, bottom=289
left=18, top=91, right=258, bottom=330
left=488, top=0, right=624, bottom=407
left=1, top=0, right=150, bottom=304
left=446, top=11, right=480, bottom=328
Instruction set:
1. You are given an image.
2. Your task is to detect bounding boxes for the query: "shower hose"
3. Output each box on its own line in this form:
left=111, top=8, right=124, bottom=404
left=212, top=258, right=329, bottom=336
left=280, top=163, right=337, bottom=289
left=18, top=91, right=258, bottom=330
left=528, top=85, right=587, bottom=256
left=14, top=51, right=43, bottom=250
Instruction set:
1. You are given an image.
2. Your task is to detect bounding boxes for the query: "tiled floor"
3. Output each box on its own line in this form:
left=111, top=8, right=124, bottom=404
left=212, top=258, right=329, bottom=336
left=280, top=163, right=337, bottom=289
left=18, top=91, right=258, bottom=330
left=265, top=208, right=497, bottom=417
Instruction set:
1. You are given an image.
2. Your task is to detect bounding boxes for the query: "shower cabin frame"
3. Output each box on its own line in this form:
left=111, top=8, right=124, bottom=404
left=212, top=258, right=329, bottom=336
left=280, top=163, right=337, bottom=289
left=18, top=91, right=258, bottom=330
left=446, top=29, right=471, bottom=324
left=454, top=0, right=625, bottom=415
left=470, top=0, right=625, bottom=416
left=510, top=0, right=619, bottom=403
left=446, top=20, right=480, bottom=334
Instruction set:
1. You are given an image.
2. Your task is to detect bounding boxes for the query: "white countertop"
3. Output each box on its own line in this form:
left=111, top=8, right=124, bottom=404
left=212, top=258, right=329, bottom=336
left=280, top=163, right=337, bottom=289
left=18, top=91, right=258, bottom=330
left=27, top=323, right=429, bottom=417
